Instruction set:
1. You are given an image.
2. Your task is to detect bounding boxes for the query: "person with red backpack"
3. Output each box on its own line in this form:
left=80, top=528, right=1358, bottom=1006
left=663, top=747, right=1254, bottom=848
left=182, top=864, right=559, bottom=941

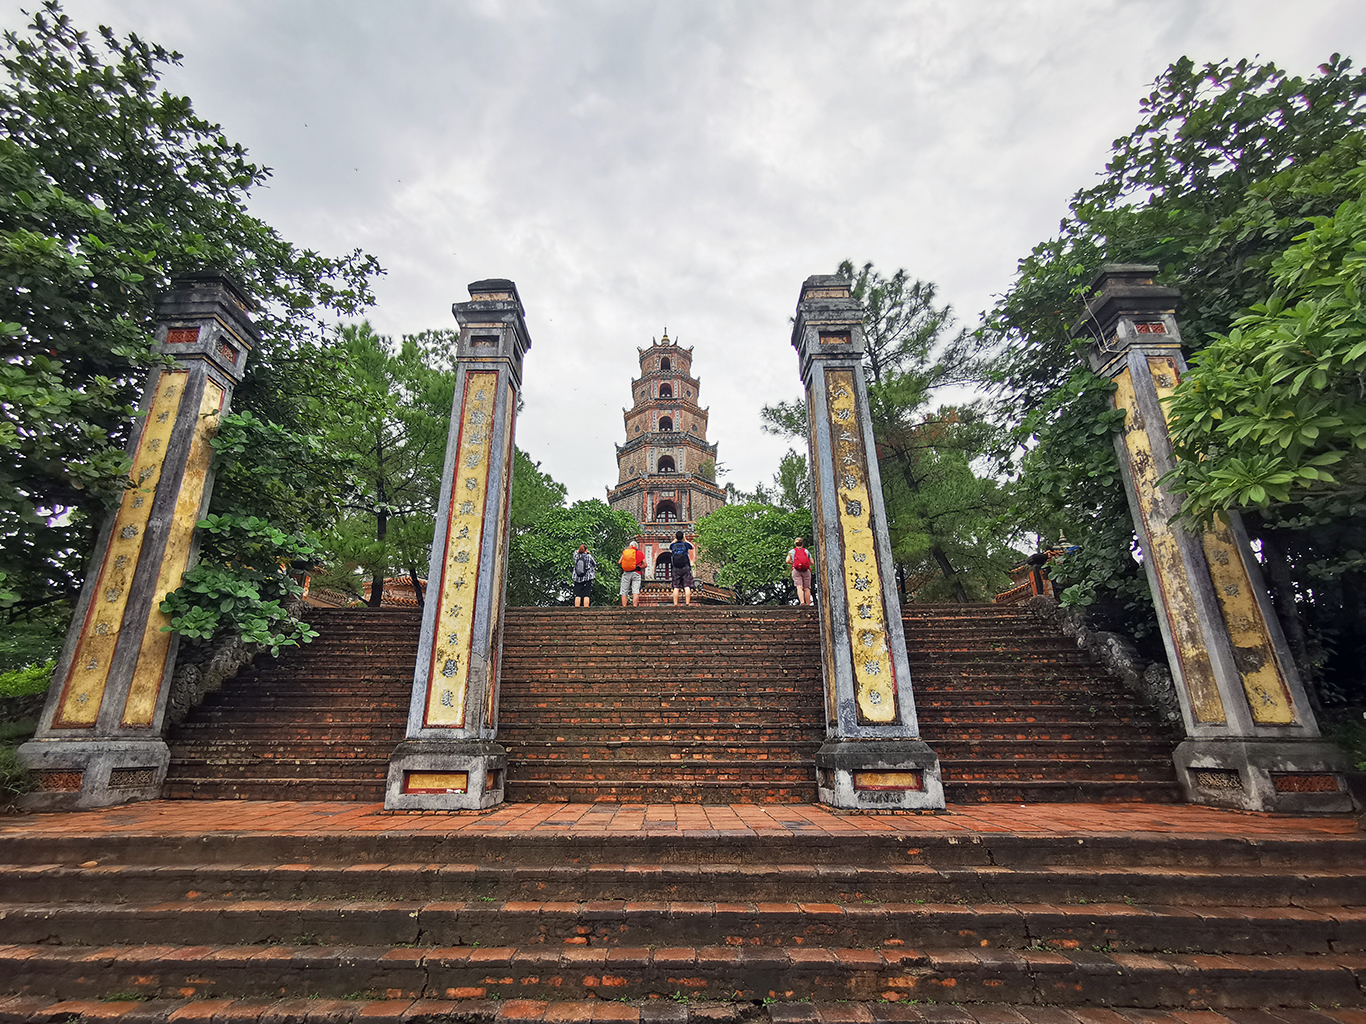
left=618, top=541, right=645, bottom=608
left=786, top=537, right=813, bottom=606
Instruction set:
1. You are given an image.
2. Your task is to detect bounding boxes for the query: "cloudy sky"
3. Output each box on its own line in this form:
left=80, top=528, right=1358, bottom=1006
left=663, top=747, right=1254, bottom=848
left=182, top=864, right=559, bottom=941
left=9, top=1, right=1366, bottom=501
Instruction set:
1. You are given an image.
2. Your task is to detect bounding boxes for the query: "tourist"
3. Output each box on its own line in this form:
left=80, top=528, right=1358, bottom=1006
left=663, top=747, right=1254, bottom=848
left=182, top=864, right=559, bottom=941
left=787, top=537, right=813, bottom=605
left=572, top=544, right=597, bottom=608
left=619, top=541, right=645, bottom=608
left=670, top=530, right=695, bottom=606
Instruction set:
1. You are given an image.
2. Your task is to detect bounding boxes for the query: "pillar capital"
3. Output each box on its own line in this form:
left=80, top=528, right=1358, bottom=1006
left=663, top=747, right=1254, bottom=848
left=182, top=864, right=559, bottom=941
left=452, top=278, right=532, bottom=386
left=154, top=271, right=258, bottom=385
left=791, top=275, right=866, bottom=383
left=1072, top=265, right=1184, bottom=378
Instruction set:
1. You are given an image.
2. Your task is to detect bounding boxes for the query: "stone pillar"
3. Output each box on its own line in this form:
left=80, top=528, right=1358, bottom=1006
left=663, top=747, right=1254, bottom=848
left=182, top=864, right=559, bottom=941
left=1076, top=265, right=1350, bottom=813
left=19, top=272, right=256, bottom=810
left=385, top=280, right=530, bottom=810
left=792, top=275, right=945, bottom=811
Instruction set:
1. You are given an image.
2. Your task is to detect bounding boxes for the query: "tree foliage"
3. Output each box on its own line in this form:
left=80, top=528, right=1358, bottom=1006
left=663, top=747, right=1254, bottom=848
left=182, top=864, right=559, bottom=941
left=0, top=3, right=381, bottom=614
left=694, top=502, right=813, bottom=606
left=764, top=261, right=1019, bottom=603
left=1164, top=162, right=1366, bottom=515
left=506, top=497, right=638, bottom=607
left=987, top=54, right=1366, bottom=696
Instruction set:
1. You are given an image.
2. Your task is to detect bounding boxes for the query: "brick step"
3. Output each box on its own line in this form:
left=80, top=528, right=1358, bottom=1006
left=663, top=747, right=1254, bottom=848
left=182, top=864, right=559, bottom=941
left=7, top=855, right=1360, bottom=906
left=504, top=780, right=817, bottom=803
left=3, top=897, right=1361, bottom=954
left=505, top=748, right=814, bottom=764
left=161, top=778, right=385, bottom=800
left=0, top=998, right=1346, bottom=1024
left=168, top=726, right=406, bottom=742
left=506, top=759, right=815, bottom=780
left=176, top=709, right=409, bottom=724
left=939, top=764, right=1174, bottom=786
left=165, top=761, right=392, bottom=782
left=497, top=727, right=822, bottom=743
left=496, top=711, right=823, bottom=727
left=2, top=941, right=1361, bottom=1008
left=943, top=780, right=1184, bottom=803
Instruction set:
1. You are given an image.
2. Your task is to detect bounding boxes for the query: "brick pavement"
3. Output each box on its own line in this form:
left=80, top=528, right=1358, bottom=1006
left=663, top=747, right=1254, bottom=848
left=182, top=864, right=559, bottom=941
left=0, top=799, right=1355, bottom=839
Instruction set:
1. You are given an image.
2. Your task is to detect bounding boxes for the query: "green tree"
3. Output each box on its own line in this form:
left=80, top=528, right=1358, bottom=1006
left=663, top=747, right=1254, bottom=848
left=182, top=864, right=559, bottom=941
left=507, top=499, right=637, bottom=607
left=986, top=55, right=1366, bottom=695
left=764, top=261, right=1016, bottom=602
left=694, top=502, right=813, bottom=605
left=0, top=3, right=381, bottom=613
left=317, top=324, right=455, bottom=607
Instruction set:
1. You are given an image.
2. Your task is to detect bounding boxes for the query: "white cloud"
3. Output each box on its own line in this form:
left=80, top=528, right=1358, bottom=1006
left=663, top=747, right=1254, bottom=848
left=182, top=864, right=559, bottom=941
left=9, top=0, right=1366, bottom=500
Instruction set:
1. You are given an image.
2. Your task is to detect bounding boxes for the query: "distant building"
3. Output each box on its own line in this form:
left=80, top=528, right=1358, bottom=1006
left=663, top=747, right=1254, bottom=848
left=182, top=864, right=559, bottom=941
left=606, top=332, right=731, bottom=602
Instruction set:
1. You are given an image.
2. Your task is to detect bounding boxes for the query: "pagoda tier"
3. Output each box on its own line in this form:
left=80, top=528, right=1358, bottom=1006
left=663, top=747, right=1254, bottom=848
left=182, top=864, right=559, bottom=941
left=606, top=332, right=728, bottom=598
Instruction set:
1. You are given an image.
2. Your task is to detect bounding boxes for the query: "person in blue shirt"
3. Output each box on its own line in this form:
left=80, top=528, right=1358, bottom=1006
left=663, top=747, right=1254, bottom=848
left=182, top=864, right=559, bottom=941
left=669, top=530, right=695, bottom=606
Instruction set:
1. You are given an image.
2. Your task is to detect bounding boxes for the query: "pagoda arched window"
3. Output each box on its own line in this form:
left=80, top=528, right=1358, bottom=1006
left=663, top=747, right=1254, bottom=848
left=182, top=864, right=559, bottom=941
left=655, top=499, right=679, bottom=521
left=657, top=455, right=676, bottom=473
left=659, top=383, right=673, bottom=398
left=655, top=553, right=673, bottom=582
left=661, top=357, right=671, bottom=372
left=659, top=416, right=673, bottom=432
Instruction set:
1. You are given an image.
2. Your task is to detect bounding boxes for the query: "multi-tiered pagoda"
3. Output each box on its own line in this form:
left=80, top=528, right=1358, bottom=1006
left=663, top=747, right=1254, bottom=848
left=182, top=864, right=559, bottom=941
left=606, top=332, right=729, bottom=601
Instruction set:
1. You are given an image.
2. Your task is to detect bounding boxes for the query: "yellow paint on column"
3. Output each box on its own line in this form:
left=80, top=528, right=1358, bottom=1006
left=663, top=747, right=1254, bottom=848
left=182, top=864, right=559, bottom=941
left=122, top=379, right=225, bottom=727
left=1113, top=368, right=1227, bottom=724
left=425, top=371, right=497, bottom=728
left=53, top=371, right=188, bottom=728
left=1144, top=357, right=1296, bottom=725
left=825, top=370, right=896, bottom=724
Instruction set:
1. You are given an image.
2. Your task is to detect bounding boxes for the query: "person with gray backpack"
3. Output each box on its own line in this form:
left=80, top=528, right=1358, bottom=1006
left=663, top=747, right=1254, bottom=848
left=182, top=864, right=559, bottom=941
left=572, top=544, right=597, bottom=608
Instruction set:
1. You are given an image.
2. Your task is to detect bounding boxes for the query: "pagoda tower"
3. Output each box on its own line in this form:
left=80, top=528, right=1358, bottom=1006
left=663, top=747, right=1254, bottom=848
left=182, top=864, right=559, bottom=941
left=607, top=332, right=729, bottom=600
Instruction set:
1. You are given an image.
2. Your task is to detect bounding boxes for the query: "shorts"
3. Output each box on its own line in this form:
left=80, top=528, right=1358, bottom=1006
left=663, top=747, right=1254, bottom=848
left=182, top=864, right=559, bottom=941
left=791, top=567, right=812, bottom=590
left=672, top=565, right=694, bottom=589
left=619, top=572, right=642, bottom=596
left=572, top=578, right=594, bottom=598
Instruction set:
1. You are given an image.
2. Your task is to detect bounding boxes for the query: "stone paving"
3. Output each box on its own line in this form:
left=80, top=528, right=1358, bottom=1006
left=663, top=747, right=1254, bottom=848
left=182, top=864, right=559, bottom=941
left=2, top=799, right=1356, bottom=839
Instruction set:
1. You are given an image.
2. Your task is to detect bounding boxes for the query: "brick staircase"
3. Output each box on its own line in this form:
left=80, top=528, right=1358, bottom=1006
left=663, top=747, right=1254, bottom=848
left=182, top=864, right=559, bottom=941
left=904, top=605, right=1183, bottom=804
left=0, top=823, right=1362, bottom=1017
left=163, top=603, right=1180, bottom=804
left=163, top=608, right=420, bottom=801
left=498, top=607, right=823, bottom=804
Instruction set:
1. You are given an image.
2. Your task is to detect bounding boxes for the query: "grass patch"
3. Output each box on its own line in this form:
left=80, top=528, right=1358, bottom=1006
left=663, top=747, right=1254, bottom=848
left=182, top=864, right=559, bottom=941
left=1322, top=708, right=1366, bottom=770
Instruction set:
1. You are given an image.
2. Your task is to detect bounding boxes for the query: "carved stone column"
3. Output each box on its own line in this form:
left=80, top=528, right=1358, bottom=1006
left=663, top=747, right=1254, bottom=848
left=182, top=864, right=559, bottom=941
left=1076, top=265, right=1349, bottom=813
left=793, top=275, right=944, bottom=810
left=19, top=272, right=256, bottom=810
left=385, top=280, right=531, bottom=810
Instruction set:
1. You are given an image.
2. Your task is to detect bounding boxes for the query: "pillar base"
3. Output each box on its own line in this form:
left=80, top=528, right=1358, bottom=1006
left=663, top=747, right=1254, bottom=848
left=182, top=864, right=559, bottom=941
left=384, top=739, right=507, bottom=811
left=16, top=737, right=170, bottom=812
left=815, top=739, right=945, bottom=811
left=1174, top=737, right=1352, bottom=814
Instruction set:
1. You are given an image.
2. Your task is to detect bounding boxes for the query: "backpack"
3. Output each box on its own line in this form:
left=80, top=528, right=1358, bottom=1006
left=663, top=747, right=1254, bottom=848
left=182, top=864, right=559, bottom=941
left=670, top=540, right=691, bottom=569
left=574, top=552, right=592, bottom=578
left=620, top=548, right=638, bottom=571
left=792, top=547, right=811, bottom=571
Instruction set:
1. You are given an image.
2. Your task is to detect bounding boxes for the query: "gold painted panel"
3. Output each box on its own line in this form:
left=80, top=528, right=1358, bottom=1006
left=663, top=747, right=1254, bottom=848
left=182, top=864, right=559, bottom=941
left=404, top=771, right=469, bottom=793
left=1145, top=357, right=1295, bottom=726
left=1200, top=526, right=1295, bottom=724
left=854, top=770, right=923, bottom=791
left=425, top=371, right=498, bottom=727
left=1113, top=368, right=1226, bottom=724
left=54, top=371, right=188, bottom=727
left=825, top=370, right=896, bottom=724
left=122, top=379, right=225, bottom=727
